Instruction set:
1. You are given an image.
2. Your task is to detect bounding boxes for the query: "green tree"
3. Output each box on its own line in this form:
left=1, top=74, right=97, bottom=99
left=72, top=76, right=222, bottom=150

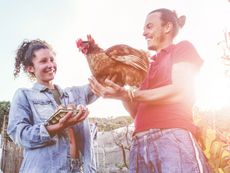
left=0, top=101, right=10, bottom=131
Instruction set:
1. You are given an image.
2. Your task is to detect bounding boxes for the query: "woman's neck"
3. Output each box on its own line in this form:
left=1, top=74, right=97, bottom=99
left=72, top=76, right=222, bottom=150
left=38, top=81, right=55, bottom=89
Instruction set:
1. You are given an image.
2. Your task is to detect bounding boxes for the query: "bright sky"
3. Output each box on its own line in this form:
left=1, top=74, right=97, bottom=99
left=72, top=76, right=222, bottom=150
left=0, top=0, right=230, bottom=117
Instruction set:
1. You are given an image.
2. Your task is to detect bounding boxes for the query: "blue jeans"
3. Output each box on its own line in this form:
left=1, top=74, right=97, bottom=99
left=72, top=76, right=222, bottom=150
left=129, top=128, right=213, bottom=173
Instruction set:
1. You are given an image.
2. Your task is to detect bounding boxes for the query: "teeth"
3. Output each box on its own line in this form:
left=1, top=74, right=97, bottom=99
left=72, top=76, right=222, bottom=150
left=47, top=68, right=55, bottom=73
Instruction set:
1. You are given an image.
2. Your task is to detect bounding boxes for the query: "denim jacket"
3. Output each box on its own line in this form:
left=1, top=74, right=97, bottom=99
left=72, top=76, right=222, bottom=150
left=7, top=83, right=98, bottom=173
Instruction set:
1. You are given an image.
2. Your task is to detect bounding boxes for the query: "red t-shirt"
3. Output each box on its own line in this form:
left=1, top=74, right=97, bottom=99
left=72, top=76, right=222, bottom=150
left=134, top=41, right=203, bottom=135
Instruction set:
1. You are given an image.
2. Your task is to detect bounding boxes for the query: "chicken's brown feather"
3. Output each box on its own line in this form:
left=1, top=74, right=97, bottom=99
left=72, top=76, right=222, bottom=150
left=77, top=35, right=150, bottom=87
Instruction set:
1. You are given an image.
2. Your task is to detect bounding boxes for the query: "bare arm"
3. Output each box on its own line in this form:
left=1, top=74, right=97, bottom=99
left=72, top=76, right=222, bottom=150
left=88, top=77, right=137, bottom=118
left=89, top=62, right=197, bottom=117
left=122, top=101, right=137, bottom=119
left=133, top=62, right=197, bottom=105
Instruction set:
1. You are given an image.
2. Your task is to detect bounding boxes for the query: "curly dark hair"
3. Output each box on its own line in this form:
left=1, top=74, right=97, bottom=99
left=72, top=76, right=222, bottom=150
left=149, top=8, right=186, bottom=38
left=14, top=39, right=54, bottom=80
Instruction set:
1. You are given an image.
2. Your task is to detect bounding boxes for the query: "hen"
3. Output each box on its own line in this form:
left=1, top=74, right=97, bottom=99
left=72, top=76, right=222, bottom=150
left=76, top=35, right=149, bottom=87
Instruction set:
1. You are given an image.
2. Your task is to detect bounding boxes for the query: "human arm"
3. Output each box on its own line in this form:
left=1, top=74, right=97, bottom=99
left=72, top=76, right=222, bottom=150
left=133, top=62, right=197, bottom=105
left=133, top=41, right=202, bottom=105
left=7, top=89, right=88, bottom=149
left=67, top=85, right=98, bottom=171
left=45, top=104, right=88, bottom=136
left=68, top=84, right=99, bottom=105
left=89, top=61, right=198, bottom=117
left=7, top=89, right=54, bottom=149
left=88, top=77, right=137, bottom=118
left=47, top=84, right=98, bottom=130
left=122, top=101, right=138, bottom=119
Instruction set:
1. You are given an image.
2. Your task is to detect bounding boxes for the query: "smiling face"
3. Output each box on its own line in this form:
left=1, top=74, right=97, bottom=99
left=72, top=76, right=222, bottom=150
left=27, top=48, right=57, bottom=88
left=143, top=12, right=173, bottom=52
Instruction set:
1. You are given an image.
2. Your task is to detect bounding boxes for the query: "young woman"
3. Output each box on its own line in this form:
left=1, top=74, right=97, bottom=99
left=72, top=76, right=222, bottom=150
left=7, top=39, right=98, bottom=173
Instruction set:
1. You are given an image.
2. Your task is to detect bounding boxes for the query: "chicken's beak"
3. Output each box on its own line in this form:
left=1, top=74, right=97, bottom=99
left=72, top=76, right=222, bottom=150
left=78, top=46, right=82, bottom=52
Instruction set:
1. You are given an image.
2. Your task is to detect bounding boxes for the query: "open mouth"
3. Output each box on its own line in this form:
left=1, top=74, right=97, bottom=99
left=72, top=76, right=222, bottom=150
left=46, top=68, right=56, bottom=74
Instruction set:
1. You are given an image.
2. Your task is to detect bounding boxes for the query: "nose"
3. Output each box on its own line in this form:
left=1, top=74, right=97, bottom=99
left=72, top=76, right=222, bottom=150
left=47, top=61, right=54, bottom=69
left=47, top=61, right=52, bottom=67
left=143, top=29, right=147, bottom=37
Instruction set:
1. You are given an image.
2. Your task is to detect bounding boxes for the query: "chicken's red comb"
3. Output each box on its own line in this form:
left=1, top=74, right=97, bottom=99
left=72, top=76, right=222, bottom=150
left=76, top=39, right=83, bottom=48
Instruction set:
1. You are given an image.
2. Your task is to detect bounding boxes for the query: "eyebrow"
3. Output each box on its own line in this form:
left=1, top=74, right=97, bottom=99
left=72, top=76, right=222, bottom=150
left=145, top=23, right=153, bottom=28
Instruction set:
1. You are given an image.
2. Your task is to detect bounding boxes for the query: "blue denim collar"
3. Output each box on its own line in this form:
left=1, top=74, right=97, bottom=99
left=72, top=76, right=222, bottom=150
left=32, top=83, right=68, bottom=97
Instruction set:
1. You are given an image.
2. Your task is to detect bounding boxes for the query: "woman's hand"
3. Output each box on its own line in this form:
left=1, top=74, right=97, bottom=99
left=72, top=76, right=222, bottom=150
left=45, top=104, right=89, bottom=136
left=58, top=104, right=89, bottom=128
left=88, top=76, right=129, bottom=101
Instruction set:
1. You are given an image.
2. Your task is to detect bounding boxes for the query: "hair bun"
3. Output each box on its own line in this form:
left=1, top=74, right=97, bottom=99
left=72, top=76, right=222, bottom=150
left=172, top=10, right=186, bottom=28
left=177, top=15, right=186, bottom=28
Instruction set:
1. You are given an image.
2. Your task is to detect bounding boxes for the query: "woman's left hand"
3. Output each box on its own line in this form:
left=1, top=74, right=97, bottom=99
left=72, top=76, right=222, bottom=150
left=59, top=104, right=89, bottom=127
left=45, top=104, right=89, bottom=135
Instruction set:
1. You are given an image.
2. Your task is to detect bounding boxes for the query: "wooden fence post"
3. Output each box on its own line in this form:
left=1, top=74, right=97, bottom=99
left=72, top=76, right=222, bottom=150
left=1, top=114, right=23, bottom=173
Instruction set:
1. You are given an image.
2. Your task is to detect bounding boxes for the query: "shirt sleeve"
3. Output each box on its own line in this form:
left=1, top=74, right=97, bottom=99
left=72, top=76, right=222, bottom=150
left=70, top=84, right=99, bottom=105
left=173, top=41, right=203, bottom=70
left=7, top=89, right=55, bottom=149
